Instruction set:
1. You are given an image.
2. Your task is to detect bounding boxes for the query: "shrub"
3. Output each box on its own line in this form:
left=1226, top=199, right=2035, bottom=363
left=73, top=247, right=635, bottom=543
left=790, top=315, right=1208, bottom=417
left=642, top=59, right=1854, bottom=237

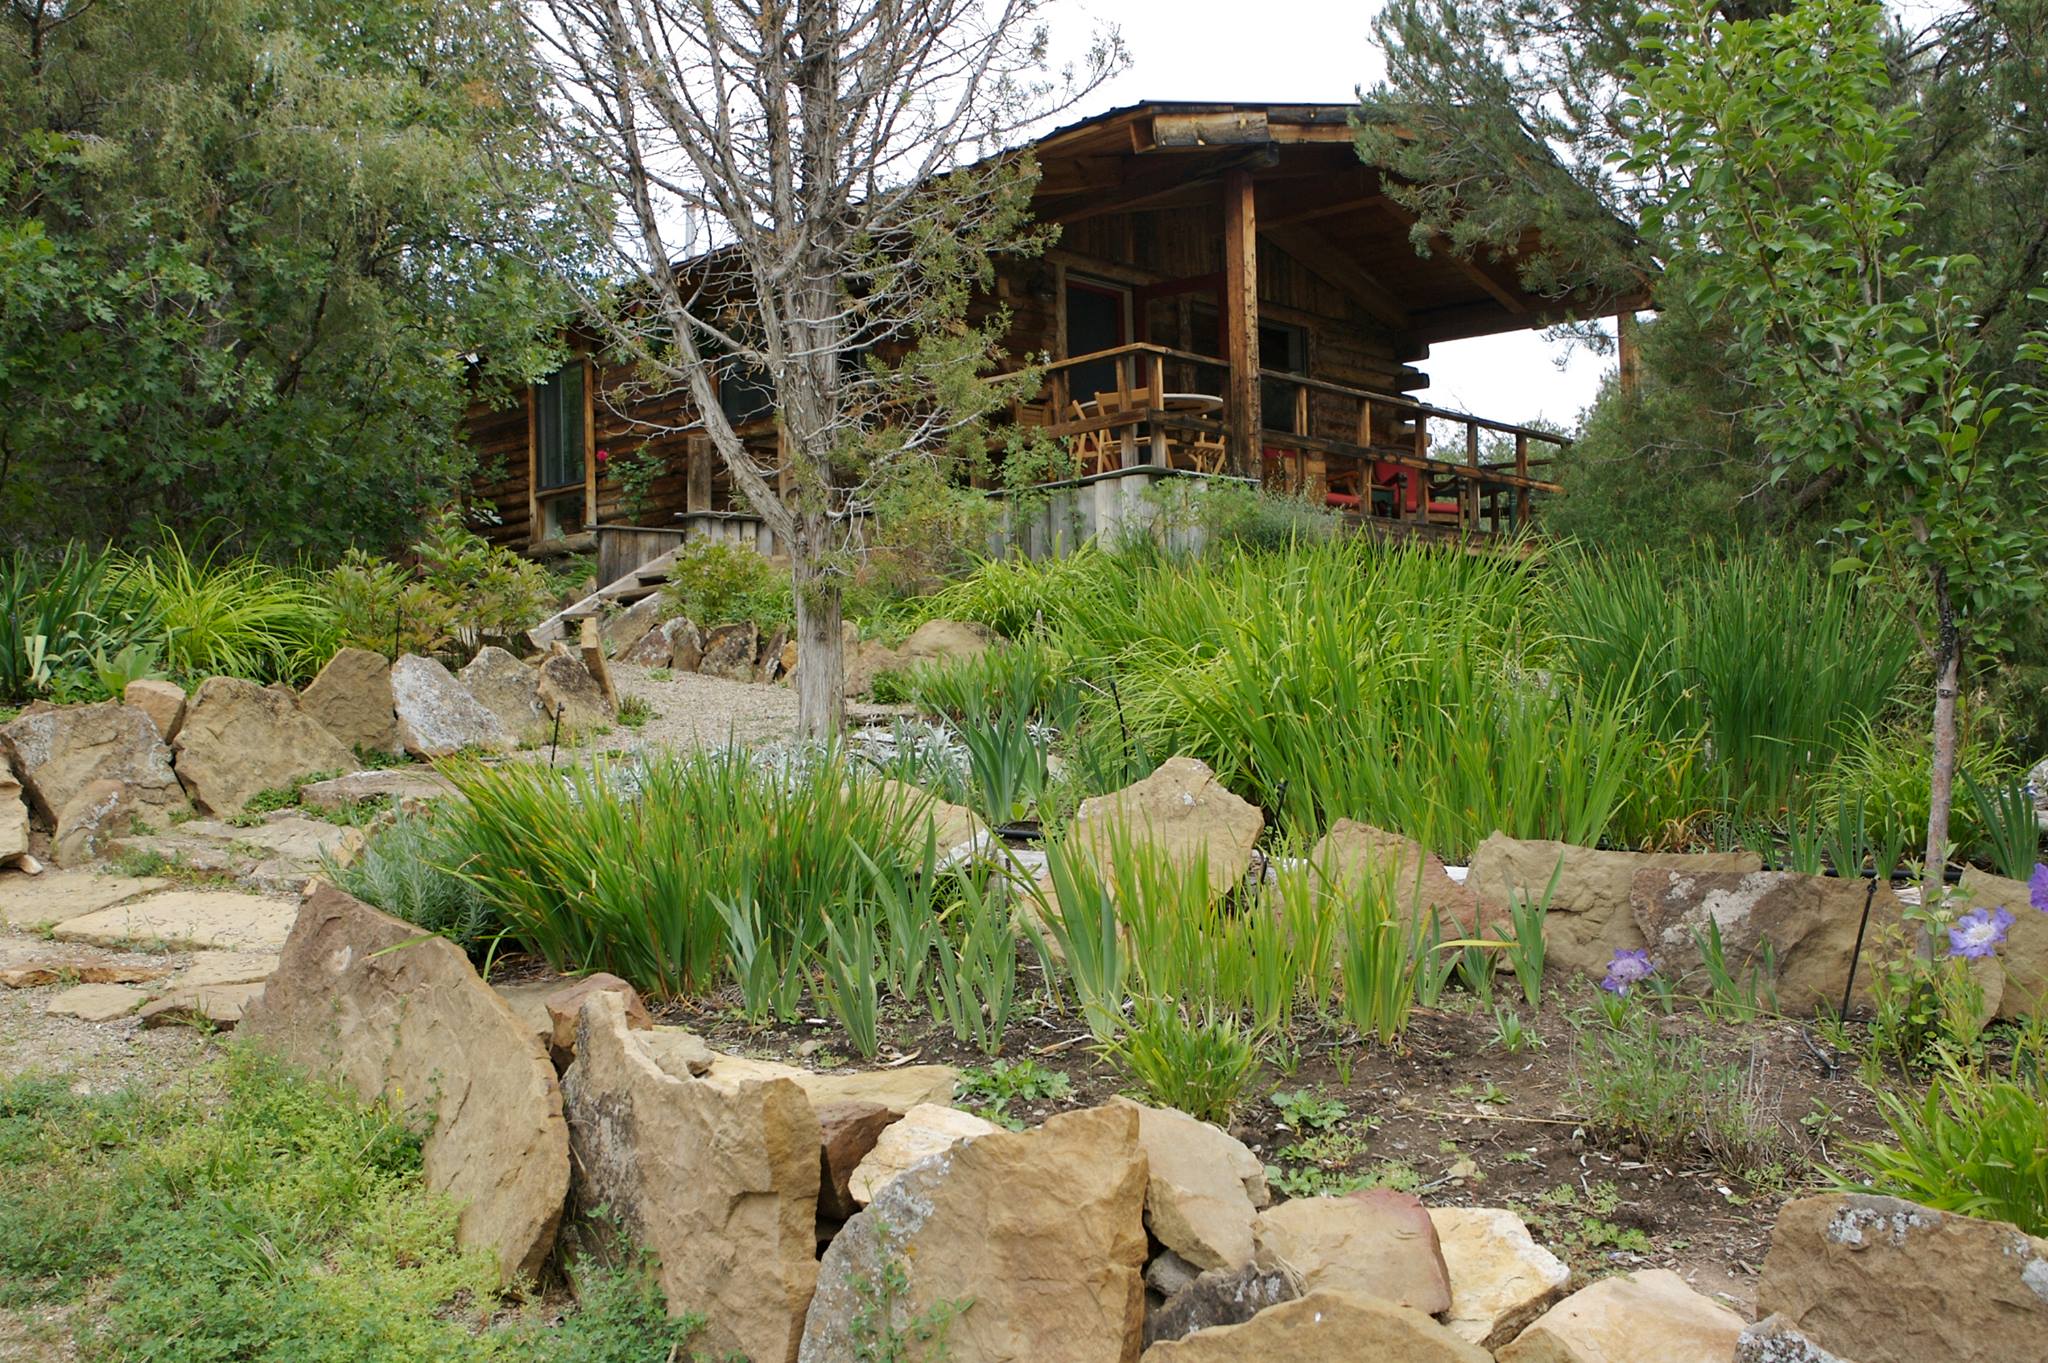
left=657, top=540, right=791, bottom=630
left=328, top=812, right=500, bottom=956
left=0, top=544, right=156, bottom=701
left=1148, top=478, right=1340, bottom=553
left=329, top=509, right=555, bottom=660
left=117, top=533, right=340, bottom=684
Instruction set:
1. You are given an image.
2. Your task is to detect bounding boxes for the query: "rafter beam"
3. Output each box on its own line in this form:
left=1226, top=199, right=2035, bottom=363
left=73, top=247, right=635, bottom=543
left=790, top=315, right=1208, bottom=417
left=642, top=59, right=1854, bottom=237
left=1036, top=147, right=1279, bottom=225
left=1371, top=198, right=1528, bottom=314
left=1265, top=225, right=1410, bottom=331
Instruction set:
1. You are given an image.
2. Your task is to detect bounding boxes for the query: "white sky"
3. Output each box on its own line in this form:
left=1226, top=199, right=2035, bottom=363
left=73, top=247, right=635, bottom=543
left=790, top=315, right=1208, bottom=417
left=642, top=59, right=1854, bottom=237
left=1057, top=0, right=1616, bottom=432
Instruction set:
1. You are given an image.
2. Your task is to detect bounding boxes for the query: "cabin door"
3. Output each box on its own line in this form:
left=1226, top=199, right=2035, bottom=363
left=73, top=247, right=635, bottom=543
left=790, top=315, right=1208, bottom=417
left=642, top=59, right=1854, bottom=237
left=1063, top=277, right=1131, bottom=406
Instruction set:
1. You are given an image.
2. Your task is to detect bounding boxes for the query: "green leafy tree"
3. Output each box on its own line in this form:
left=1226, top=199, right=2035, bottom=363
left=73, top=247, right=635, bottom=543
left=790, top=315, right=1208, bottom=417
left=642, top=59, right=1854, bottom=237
left=0, top=0, right=587, bottom=555
left=1364, top=0, right=2048, bottom=556
left=1620, top=0, right=2048, bottom=895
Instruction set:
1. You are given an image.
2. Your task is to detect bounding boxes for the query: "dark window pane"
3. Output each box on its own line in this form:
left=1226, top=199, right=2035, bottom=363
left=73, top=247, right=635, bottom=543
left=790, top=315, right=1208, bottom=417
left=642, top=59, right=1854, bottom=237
left=536, top=363, right=586, bottom=492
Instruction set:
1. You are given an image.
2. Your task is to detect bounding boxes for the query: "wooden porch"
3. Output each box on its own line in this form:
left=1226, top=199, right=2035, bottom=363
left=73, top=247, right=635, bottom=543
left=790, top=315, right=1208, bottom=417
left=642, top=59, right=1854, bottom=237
left=1011, top=341, right=1567, bottom=541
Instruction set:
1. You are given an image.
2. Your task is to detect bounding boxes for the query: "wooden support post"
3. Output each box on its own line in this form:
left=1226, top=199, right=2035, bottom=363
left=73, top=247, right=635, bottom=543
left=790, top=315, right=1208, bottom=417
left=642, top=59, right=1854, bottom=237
left=1465, top=422, right=1481, bottom=534
left=686, top=435, right=712, bottom=513
left=1222, top=170, right=1262, bottom=477
left=1514, top=433, right=1531, bottom=527
left=1409, top=415, right=1427, bottom=523
left=1617, top=310, right=1640, bottom=395
left=1146, top=354, right=1168, bottom=467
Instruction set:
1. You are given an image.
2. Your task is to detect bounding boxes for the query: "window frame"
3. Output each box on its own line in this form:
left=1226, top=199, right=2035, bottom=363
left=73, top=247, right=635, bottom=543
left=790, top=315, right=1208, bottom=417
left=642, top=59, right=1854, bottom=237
left=527, top=357, right=596, bottom=545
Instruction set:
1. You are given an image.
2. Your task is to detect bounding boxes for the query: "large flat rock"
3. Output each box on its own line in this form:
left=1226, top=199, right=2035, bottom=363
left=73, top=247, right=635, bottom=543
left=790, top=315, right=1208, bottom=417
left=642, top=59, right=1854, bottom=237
left=53, top=889, right=299, bottom=951
left=0, top=871, right=167, bottom=928
left=1140, top=1289, right=1490, bottom=1362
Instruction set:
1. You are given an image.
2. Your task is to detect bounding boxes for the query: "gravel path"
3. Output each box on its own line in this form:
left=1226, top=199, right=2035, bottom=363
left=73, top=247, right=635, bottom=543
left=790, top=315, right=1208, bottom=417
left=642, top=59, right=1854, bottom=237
left=591, top=662, right=802, bottom=756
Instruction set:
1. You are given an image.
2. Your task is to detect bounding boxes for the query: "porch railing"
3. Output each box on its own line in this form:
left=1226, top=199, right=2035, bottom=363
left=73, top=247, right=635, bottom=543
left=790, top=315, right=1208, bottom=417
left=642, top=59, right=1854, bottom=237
left=1009, top=342, right=1569, bottom=537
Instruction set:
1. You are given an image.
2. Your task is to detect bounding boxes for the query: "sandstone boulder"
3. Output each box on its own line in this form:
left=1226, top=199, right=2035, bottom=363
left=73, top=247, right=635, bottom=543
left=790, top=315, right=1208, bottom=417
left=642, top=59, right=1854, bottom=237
left=173, top=678, right=356, bottom=814
left=299, top=648, right=402, bottom=755
left=600, top=592, right=668, bottom=657
left=1314, top=820, right=1500, bottom=933
left=1632, top=867, right=1906, bottom=1012
left=122, top=679, right=188, bottom=742
left=176, top=949, right=279, bottom=987
left=391, top=654, right=513, bottom=757
left=846, top=1101, right=1002, bottom=1207
left=877, top=778, right=987, bottom=859
left=1496, top=1268, right=1744, bottom=1363
left=757, top=624, right=791, bottom=682
left=800, top=1103, right=1148, bottom=1363
left=540, top=971, right=650, bottom=1068
left=564, top=991, right=818, bottom=1363
left=1140, top=1290, right=1491, bottom=1362
left=1737, top=1315, right=1855, bottom=1363
left=1, top=701, right=186, bottom=828
left=1465, top=835, right=1765, bottom=979
left=535, top=650, right=612, bottom=732
left=791, top=1064, right=961, bottom=1112
left=0, top=958, right=169, bottom=988
left=1756, top=1193, right=2048, bottom=1363
left=1143, top=1262, right=1299, bottom=1350
left=458, top=646, right=543, bottom=740
left=699, top=622, right=761, bottom=681
left=1, top=771, right=25, bottom=866
left=242, top=884, right=568, bottom=1283
left=1958, top=868, right=2048, bottom=1018
left=1251, top=1190, right=1451, bottom=1314
left=816, top=1099, right=902, bottom=1222
left=1072, top=756, right=1264, bottom=897
left=1429, top=1206, right=1571, bottom=1349
left=621, top=616, right=699, bottom=668
left=1115, top=1097, right=1268, bottom=1271
left=52, top=777, right=148, bottom=866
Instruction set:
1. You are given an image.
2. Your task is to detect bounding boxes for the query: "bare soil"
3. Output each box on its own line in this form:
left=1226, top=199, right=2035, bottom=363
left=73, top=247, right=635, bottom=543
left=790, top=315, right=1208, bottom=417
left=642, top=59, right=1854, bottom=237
left=601, top=961, right=1894, bottom=1319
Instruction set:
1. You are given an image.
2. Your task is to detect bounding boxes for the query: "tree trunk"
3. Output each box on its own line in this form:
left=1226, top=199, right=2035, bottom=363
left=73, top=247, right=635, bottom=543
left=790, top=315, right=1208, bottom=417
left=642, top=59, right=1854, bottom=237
left=790, top=531, right=845, bottom=741
left=1921, top=566, right=1962, bottom=929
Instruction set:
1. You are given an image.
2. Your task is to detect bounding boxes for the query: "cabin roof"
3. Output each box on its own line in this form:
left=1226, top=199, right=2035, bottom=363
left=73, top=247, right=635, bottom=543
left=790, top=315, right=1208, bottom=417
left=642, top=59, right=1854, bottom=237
left=1020, top=101, right=1636, bottom=344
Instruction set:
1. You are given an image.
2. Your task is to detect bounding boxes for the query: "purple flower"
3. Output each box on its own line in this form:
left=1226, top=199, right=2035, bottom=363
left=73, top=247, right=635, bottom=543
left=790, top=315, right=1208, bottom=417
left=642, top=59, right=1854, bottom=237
left=1601, top=948, right=1656, bottom=995
left=2030, top=863, right=2048, bottom=915
left=1947, top=907, right=2015, bottom=960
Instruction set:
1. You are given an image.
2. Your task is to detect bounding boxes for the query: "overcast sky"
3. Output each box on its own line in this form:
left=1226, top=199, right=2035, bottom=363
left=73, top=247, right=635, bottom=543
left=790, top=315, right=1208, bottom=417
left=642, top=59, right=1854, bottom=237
left=1054, top=0, right=1617, bottom=431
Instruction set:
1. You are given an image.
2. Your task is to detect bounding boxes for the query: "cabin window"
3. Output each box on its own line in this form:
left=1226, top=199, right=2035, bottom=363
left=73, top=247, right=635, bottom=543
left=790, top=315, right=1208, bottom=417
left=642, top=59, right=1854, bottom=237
left=532, top=361, right=589, bottom=541
left=1260, top=322, right=1309, bottom=436
left=1063, top=277, right=1131, bottom=405
left=718, top=357, right=777, bottom=428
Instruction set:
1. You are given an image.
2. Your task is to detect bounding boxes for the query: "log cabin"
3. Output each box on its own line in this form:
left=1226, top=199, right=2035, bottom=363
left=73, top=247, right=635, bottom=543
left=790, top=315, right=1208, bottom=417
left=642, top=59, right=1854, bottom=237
left=466, top=101, right=1633, bottom=578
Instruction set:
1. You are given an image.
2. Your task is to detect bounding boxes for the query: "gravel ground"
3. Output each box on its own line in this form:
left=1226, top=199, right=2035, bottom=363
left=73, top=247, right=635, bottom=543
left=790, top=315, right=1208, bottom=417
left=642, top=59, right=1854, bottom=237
left=590, top=663, right=802, bottom=755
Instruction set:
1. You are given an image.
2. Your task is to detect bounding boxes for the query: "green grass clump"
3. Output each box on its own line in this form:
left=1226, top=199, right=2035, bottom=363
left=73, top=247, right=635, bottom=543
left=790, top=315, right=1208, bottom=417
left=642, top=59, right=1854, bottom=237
left=442, top=749, right=923, bottom=999
left=117, top=532, right=340, bottom=685
left=1843, top=1040, right=2048, bottom=1235
left=0, top=1051, right=702, bottom=1361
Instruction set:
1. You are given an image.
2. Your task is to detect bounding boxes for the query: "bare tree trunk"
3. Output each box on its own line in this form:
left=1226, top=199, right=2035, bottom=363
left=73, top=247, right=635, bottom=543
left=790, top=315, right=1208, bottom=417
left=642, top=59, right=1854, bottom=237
left=1922, top=564, right=1962, bottom=939
left=790, top=519, right=844, bottom=740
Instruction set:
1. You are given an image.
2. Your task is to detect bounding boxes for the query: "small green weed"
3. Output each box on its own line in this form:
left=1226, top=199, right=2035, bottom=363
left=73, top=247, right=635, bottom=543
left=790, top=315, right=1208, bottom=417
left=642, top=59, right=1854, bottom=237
left=616, top=695, right=655, bottom=730
left=955, top=1059, right=1073, bottom=1130
left=845, top=1222, right=970, bottom=1361
left=1101, top=1003, right=1261, bottom=1126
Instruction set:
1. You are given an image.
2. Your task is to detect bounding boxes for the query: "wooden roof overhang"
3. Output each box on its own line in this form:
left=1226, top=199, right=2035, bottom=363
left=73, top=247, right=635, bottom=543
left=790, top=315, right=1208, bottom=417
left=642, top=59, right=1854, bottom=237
left=1024, top=102, right=1635, bottom=346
